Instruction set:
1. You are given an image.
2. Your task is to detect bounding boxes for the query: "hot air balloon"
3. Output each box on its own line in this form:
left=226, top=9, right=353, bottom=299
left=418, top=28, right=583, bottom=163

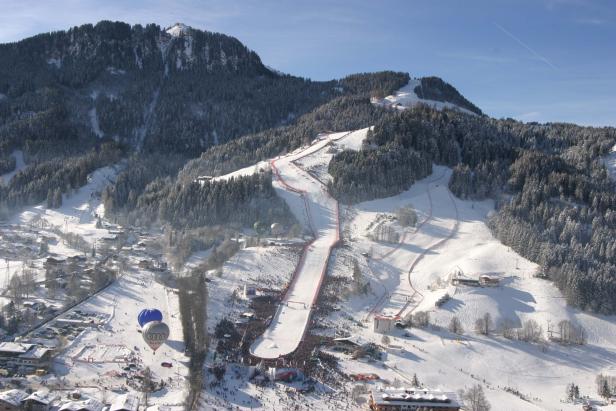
left=138, top=308, right=163, bottom=328
left=270, top=222, right=284, bottom=237
left=142, top=320, right=170, bottom=352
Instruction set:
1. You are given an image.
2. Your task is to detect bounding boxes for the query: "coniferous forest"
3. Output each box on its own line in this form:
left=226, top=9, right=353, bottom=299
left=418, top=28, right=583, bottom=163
left=2, top=20, right=616, bottom=314
left=327, top=105, right=616, bottom=313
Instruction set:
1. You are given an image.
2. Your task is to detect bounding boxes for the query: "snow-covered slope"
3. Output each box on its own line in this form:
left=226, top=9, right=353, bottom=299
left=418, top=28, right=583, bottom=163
left=0, top=150, right=26, bottom=185
left=373, top=79, right=477, bottom=115
left=186, top=120, right=616, bottom=409
left=326, top=164, right=616, bottom=410
left=604, top=143, right=616, bottom=180
left=166, top=23, right=191, bottom=37
left=14, top=165, right=121, bottom=245
left=209, top=160, right=271, bottom=183
left=250, top=132, right=354, bottom=359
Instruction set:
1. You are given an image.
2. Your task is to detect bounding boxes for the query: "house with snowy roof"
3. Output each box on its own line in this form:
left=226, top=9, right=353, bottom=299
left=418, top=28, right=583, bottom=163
left=109, top=393, right=139, bottom=411
left=0, top=390, right=28, bottom=411
left=0, top=342, right=53, bottom=370
left=58, top=398, right=104, bottom=411
left=22, top=390, right=60, bottom=411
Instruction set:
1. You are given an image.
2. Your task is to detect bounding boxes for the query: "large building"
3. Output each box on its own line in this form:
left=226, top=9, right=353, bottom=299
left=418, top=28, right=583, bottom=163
left=369, top=387, right=461, bottom=411
left=0, top=342, right=52, bottom=371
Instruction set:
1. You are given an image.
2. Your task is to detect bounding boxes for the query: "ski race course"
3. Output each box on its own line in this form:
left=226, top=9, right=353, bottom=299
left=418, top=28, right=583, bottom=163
left=249, top=132, right=357, bottom=359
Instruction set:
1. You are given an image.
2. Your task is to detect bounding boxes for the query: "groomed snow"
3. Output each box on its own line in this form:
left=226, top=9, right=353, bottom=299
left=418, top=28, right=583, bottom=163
left=373, top=79, right=477, bottom=116
left=13, top=165, right=121, bottom=246
left=327, top=164, right=616, bottom=410
left=209, top=161, right=271, bottom=183
left=250, top=131, right=364, bottom=359
left=209, top=129, right=369, bottom=187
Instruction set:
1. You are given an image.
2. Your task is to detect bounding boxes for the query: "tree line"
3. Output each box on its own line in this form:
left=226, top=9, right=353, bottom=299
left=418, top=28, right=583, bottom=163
left=327, top=103, right=616, bottom=313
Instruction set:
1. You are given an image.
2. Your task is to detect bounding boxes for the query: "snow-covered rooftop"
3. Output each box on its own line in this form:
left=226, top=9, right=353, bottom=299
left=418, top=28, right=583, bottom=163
left=0, top=390, right=29, bottom=406
left=59, top=398, right=104, bottom=411
left=0, top=342, right=34, bottom=354
left=19, top=346, right=51, bottom=359
left=110, top=393, right=140, bottom=411
left=24, top=390, right=59, bottom=405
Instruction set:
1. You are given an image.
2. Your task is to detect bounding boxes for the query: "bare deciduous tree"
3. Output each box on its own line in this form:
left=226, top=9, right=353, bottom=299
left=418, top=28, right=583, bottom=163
left=475, top=312, right=492, bottom=336
left=449, top=316, right=464, bottom=335
left=460, top=384, right=491, bottom=411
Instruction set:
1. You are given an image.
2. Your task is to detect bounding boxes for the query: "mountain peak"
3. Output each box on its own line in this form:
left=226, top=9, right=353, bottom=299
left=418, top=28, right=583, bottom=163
left=166, top=23, right=192, bottom=37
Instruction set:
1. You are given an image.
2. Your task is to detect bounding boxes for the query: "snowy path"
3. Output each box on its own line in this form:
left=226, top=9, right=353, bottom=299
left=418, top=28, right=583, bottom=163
left=249, top=133, right=351, bottom=359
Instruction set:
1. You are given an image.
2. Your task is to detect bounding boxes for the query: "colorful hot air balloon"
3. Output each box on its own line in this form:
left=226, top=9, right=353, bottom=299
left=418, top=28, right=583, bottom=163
left=138, top=308, right=163, bottom=328
left=142, top=320, right=170, bottom=352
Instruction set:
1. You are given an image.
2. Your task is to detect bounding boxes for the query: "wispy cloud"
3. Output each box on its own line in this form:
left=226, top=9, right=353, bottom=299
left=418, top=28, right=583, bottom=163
left=575, top=17, right=606, bottom=25
left=438, top=51, right=514, bottom=64
left=493, top=22, right=558, bottom=70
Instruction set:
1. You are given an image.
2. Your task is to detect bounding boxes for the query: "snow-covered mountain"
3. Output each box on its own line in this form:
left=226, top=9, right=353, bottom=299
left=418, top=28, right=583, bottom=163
left=0, top=21, right=334, bottom=156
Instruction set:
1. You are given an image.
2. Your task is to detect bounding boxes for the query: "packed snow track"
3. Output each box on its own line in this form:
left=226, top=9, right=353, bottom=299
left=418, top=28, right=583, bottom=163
left=249, top=133, right=350, bottom=359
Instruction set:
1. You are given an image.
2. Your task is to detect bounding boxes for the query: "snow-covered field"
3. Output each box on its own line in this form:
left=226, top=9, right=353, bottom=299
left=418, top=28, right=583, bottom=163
left=4, top=89, right=616, bottom=409
left=201, top=245, right=300, bottom=330
left=54, top=261, right=187, bottom=409
left=327, top=164, right=616, bottom=410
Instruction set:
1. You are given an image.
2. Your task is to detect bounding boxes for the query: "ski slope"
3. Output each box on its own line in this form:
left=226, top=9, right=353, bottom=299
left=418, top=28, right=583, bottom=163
left=372, top=79, right=477, bottom=115
left=13, top=165, right=121, bottom=245
left=326, top=162, right=616, bottom=410
left=249, top=132, right=363, bottom=359
left=368, top=169, right=458, bottom=320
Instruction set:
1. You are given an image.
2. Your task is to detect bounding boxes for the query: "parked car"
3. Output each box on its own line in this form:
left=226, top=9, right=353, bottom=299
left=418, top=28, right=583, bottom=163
left=161, top=362, right=173, bottom=368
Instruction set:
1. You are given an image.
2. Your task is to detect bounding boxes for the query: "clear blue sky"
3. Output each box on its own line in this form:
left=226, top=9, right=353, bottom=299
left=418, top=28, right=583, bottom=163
left=1, top=0, right=614, bottom=126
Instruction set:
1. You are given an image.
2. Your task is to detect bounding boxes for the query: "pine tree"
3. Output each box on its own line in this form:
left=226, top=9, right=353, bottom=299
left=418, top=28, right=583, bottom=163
left=599, top=379, right=611, bottom=400
left=411, top=373, right=420, bottom=387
